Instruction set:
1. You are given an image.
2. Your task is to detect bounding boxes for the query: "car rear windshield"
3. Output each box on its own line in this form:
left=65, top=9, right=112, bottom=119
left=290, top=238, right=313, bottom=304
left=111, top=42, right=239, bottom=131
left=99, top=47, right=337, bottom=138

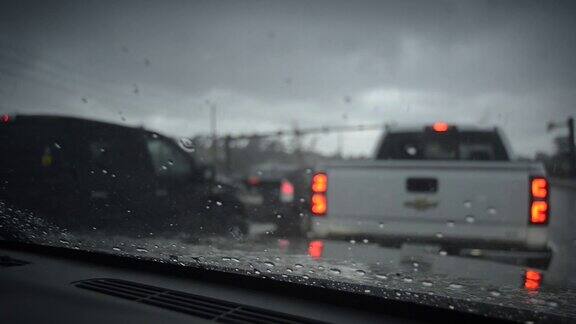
left=376, top=131, right=509, bottom=161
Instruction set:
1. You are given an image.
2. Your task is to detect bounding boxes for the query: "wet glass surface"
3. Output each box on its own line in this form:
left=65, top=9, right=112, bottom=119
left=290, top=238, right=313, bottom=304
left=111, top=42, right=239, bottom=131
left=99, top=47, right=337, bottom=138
left=1, top=1, right=576, bottom=322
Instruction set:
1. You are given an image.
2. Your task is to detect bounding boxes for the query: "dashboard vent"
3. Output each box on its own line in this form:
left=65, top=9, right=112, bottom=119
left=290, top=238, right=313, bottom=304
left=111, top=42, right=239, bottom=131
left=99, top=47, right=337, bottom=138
left=74, top=278, right=325, bottom=324
left=0, top=255, right=29, bottom=267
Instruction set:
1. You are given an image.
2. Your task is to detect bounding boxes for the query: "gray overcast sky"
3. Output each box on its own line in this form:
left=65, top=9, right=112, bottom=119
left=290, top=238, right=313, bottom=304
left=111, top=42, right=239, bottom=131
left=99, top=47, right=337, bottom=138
left=1, top=0, right=575, bottom=156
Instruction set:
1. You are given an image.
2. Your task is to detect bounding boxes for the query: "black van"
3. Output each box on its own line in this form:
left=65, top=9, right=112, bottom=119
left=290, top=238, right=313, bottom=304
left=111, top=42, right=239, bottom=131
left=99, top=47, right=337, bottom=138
left=0, top=114, right=248, bottom=237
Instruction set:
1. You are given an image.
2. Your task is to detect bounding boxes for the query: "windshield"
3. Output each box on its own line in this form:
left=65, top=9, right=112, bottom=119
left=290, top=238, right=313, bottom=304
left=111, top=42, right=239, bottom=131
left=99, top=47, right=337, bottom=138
left=1, top=1, right=576, bottom=322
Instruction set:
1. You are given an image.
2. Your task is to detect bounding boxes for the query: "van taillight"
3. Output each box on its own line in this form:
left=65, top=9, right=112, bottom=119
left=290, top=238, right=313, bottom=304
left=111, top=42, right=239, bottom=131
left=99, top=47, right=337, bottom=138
left=311, top=172, right=327, bottom=216
left=529, top=177, right=549, bottom=225
left=1, top=114, right=11, bottom=124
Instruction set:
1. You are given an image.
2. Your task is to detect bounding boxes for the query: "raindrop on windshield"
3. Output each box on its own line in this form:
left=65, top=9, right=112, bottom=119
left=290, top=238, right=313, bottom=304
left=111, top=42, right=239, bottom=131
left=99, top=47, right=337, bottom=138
left=294, top=263, right=304, bottom=269
left=378, top=222, right=384, bottom=228
left=216, top=201, right=223, bottom=207
left=403, top=277, right=414, bottom=283
left=286, top=268, right=293, bottom=273
left=446, top=220, right=455, bottom=227
left=487, top=207, right=497, bottom=215
left=463, top=201, right=472, bottom=208
left=264, top=261, right=275, bottom=267
left=465, top=215, right=475, bottom=223
left=349, top=239, right=356, bottom=244
left=362, top=238, right=369, bottom=244
left=448, top=283, right=464, bottom=289
left=329, top=268, right=341, bottom=275
left=102, top=169, right=108, bottom=174
left=355, top=269, right=366, bottom=276
left=136, top=247, right=149, bottom=253
left=422, top=281, right=433, bottom=287
left=489, top=290, right=501, bottom=297
left=54, top=143, right=61, bottom=149
left=435, top=232, right=444, bottom=238
left=112, top=247, right=121, bottom=252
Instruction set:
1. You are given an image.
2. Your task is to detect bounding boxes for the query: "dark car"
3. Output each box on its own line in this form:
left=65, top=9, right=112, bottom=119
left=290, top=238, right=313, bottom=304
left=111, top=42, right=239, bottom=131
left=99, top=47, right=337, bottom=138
left=0, top=114, right=248, bottom=238
left=241, top=163, right=310, bottom=236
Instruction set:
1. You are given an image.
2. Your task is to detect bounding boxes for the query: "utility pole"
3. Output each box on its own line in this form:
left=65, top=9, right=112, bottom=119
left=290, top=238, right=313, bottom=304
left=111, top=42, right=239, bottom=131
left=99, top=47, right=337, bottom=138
left=568, top=117, right=575, bottom=177
left=210, top=106, right=217, bottom=189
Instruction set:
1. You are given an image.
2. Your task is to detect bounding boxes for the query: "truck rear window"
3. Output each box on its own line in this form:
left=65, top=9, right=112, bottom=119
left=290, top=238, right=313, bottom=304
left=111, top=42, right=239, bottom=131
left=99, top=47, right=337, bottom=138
left=376, top=131, right=509, bottom=161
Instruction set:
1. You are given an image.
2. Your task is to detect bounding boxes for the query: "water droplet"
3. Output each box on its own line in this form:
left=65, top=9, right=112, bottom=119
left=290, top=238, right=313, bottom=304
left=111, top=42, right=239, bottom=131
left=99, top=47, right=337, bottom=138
left=487, top=207, right=497, bottom=215
left=112, top=247, right=121, bottom=252
left=299, top=198, right=305, bottom=203
left=54, top=142, right=61, bottom=149
left=264, top=261, right=275, bottom=267
left=355, top=269, right=366, bottom=276
left=286, top=268, right=293, bottom=273
left=465, top=215, right=475, bottom=223
left=548, top=301, right=558, bottom=307
left=136, top=247, right=149, bottom=253
left=276, top=214, right=282, bottom=219
left=230, top=258, right=240, bottom=263
left=151, top=133, right=159, bottom=139
left=349, top=239, right=356, bottom=244
left=160, top=165, right=168, bottom=171
left=490, top=290, right=501, bottom=297
left=439, top=250, right=448, bottom=256
left=448, top=305, right=455, bottom=310
left=463, top=200, right=472, bottom=208
left=167, top=160, right=174, bottom=165
left=379, top=222, right=384, bottom=228
left=422, top=281, right=433, bottom=287
left=376, top=274, right=388, bottom=280
left=59, top=239, right=70, bottom=245
left=102, top=169, right=108, bottom=174
left=448, top=283, right=464, bottom=289
left=216, top=201, right=223, bottom=206
left=362, top=238, right=369, bottom=244
left=403, top=277, right=414, bottom=283
left=446, top=220, right=455, bottom=227
left=435, top=232, right=444, bottom=238
left=412, top=262, right=419, bottom=268
left=222, top=257, right=231, bottom=261
left=254, top=270, right=261, bottom=275
left=302, top=275, right=310, bottom=280
left=364, top=289, right=371, bottom=293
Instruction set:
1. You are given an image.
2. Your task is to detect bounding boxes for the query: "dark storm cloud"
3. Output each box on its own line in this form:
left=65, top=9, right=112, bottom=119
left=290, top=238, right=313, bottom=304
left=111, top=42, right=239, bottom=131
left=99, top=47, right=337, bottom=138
left=1, top=0, right=575, bottom=155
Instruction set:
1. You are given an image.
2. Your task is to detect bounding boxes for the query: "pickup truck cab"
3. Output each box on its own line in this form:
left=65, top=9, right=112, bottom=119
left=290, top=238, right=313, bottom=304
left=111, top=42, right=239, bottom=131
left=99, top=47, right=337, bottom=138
left=310, top=123, right=550, bottom=251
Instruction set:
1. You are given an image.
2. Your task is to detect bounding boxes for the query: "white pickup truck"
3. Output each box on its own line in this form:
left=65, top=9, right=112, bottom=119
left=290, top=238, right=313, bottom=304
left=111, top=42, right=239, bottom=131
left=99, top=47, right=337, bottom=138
left=310, top=123, right=550, bottom=251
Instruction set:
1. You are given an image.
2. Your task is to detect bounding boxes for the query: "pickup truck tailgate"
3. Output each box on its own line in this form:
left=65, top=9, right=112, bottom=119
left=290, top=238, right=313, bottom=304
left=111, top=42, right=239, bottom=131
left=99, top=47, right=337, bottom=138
left=317, top=160, right=544, bottom=245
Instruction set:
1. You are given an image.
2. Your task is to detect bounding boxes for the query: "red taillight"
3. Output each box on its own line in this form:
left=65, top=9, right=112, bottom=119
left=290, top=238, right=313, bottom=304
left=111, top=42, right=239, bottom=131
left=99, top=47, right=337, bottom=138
left=311, top=193, right=327, bottom=215
left=531, top=178, right=548, bottom=199
left=311, top=172, right=328, bottom=216
left=280, top=179, right=294, bottom=203
left=529, top=177, right=549, bottom=225
left=247, top=176, right=260, bottom=186
left=312, top=173, right=327, bottom=193
left=530, top=201, right=548, bottom=224
left=308, top=240, right=324, bottom=260
left=524, top=270, right=542, bottom=291
left=1, top=114, right=11, bottom=124
left=432, top=122, right=449, bottom=132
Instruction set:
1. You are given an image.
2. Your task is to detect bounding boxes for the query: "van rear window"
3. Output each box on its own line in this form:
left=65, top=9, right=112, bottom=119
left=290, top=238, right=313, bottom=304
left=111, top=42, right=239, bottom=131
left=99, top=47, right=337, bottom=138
left=376, top=131, right=509, bottom=161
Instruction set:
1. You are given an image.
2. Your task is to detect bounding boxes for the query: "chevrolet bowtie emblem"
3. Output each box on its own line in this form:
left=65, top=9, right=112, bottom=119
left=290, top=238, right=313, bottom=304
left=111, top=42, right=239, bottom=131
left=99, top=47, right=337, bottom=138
left=404, top=198, right=439, bottom=211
